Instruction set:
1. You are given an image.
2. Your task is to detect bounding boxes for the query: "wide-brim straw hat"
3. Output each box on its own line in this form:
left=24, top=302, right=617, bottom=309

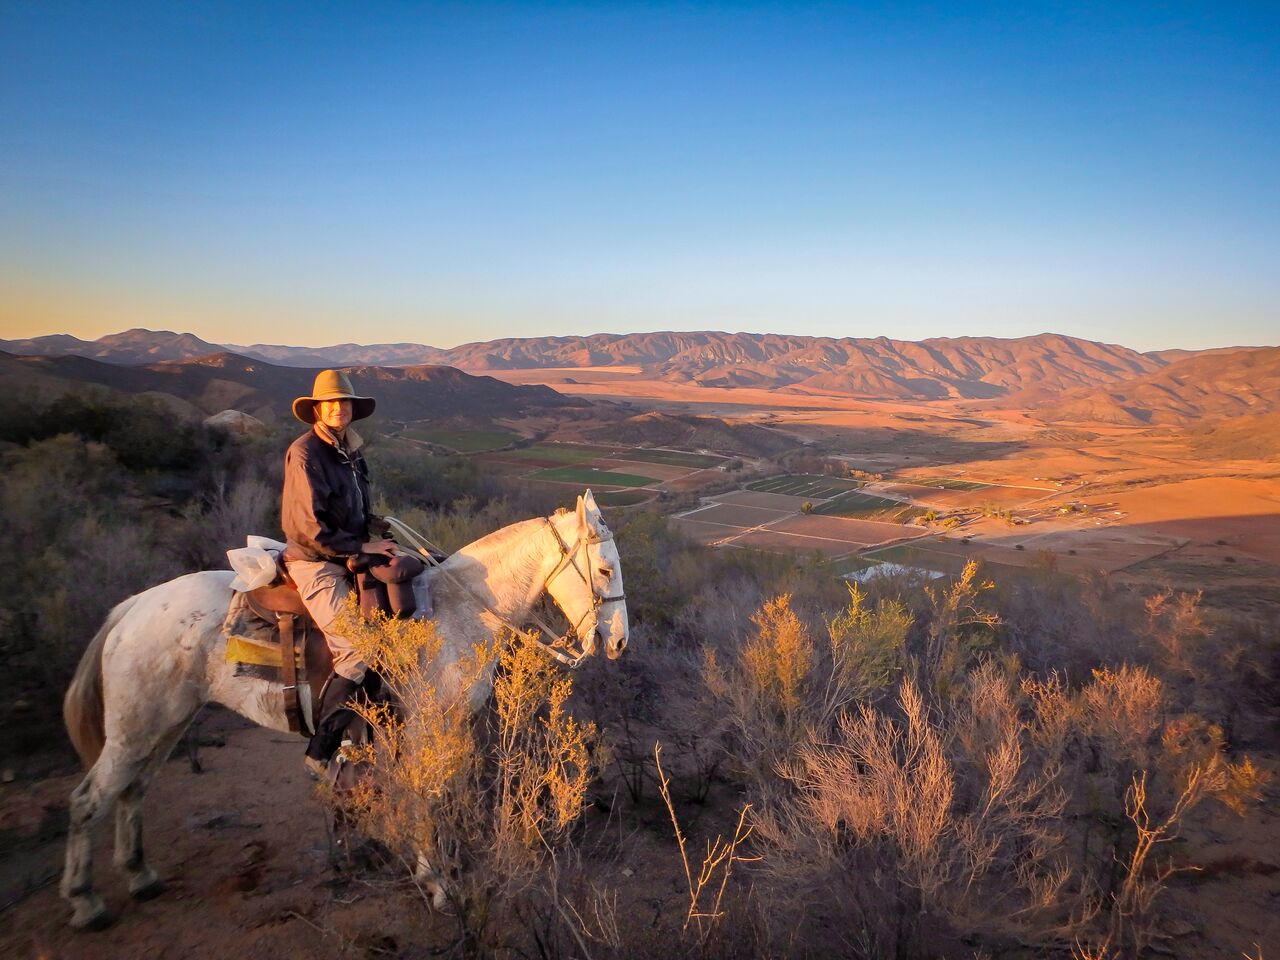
left=292, top=369, right=376, bottom=424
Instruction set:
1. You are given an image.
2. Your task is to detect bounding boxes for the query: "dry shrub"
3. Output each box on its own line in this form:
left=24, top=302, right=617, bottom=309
left=337, top=614, right=480, bottom=857
left=1142, top=589, right=1209, bottom=677
left=1022, top=670, right=1078, bottom=763
left=491, top=635, right=599, bottom=853
left=756, top=671, right=1072, bottom=958
left=655, top=743, right=757, bottom=954
left=334, top=609, right=603, bottom=956
left=1048, top=662, right=1269, bottom=959
left=1140, top=588, right=1262, bottom=741
left=922, top=559, right=1000, bottom=697
left=1074, top=753, right=1269, bottom=960
left=827, top=582, right=913, bottom=706
left=692, top=565, right=1272, bottom=958
left=703, top=594, right=813, bottom=786
left=741, top=594, right=812, bottom=715
left=704, top=588, right=911, bottom=789
left=177, top=468, right=276, bottom=568
left=1078, top=664, right=1164, bottom=775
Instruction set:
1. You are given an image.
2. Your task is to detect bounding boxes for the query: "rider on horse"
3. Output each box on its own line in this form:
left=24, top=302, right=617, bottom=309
left=283, top=369, right=400, bottom=777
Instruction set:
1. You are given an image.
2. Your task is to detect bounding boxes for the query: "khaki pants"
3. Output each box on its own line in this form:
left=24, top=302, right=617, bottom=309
left=285, top=559, right=367, bottom=683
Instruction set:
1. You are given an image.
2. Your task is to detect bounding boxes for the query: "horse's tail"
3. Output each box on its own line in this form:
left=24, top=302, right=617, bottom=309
left=63, top=595, right=138, bottom=768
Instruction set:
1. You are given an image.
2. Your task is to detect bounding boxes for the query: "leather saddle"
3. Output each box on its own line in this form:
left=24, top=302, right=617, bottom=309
left=244, top=575, right=332, bottom=737
left=241, top=551, right=428, bottom=737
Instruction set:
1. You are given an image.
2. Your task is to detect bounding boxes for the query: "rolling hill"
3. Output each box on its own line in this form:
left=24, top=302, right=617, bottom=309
left=1039, top=347, right=1280, bottom=425
left=0, top=328, right=450, bottom=367
left=0, top=351, right=578, bottom=424
left=0, top=329, right=225, bottom=363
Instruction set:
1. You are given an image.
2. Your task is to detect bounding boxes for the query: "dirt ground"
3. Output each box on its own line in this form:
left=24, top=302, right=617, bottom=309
left=1103, top=477, right=1280, bottom=564
left=0, top=709, right=425, bottom=960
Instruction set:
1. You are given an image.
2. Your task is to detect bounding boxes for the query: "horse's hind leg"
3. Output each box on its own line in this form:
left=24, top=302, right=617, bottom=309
left=61, top=745, right=149, bottom=930
left=113, top=718, right=193, bottom=900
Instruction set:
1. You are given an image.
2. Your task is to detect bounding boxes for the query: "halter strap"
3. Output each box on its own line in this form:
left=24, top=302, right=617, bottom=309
left=544, top=519, right=627, bottom=606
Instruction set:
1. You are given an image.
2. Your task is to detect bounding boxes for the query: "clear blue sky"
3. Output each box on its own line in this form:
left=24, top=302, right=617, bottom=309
left=1, top=1, right=1276, bottom=350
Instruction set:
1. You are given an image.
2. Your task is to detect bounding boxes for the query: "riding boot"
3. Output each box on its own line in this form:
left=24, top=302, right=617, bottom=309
left=305, top=674, right=362, bottom=763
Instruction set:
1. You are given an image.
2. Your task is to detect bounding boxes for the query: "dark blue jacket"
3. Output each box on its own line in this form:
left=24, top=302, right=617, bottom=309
left=281, top=428, right=371, bottom=561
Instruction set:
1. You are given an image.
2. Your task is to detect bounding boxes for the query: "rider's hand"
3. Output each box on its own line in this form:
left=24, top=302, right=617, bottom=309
left=361, top=539, right=399, bottom=557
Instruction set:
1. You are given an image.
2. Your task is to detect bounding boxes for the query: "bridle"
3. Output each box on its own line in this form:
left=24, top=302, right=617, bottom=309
left=540, top=518, right=627, bottom=659
left=384, top=514, right=626, bottom=669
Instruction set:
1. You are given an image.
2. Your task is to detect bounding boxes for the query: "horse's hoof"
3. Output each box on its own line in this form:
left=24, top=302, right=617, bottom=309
left=71, top=903, right=115, bottom=932
left=130, top=874, right=166, bottom=901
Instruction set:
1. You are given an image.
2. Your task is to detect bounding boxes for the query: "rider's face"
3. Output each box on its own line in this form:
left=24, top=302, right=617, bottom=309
left=316, top=398, right=353, bottom=433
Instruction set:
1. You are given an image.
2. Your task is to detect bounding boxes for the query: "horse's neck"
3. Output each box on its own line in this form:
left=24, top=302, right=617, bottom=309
left=434, top=516, right=559, bottom=623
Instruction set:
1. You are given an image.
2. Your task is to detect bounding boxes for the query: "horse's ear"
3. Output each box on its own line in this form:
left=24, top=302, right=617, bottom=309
left=576, top=493, right=586, bottom=528
left=582, top=488, right=598, bottom=514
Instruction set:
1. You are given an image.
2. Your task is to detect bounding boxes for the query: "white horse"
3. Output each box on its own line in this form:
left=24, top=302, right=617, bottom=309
left=60, top=490, right=628, bottom=930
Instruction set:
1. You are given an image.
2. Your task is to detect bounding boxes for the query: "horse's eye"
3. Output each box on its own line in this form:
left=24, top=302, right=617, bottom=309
left=598, top=566, right=613, bottom=580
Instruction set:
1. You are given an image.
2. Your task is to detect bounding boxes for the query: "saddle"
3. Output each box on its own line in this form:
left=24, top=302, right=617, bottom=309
left=225, top=552, right=427, bottom=736
left=243, top=572, right=333, bottom=736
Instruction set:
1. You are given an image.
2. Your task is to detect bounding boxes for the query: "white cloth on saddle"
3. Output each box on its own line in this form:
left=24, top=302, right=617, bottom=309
left=227, top=535, right=288, bottom=592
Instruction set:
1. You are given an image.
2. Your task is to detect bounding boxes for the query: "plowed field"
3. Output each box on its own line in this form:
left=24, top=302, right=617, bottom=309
left=769, top=514, right=928, bottom=546
left=672, top=518, right=740, bottom=544
left=708, top=490, right=813, bottom=511
left=732, top=529, right=872, bottom=557
left=679, top=502, right=791, bottom=526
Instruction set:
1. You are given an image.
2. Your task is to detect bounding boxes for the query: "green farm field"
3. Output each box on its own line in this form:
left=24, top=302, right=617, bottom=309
left=618, top=448, right=724, bottom=468
left=499, top=443, right=619, bottom=464
left=594, top=489, right=654, bottom=507
left=529, top=466, right=656, bottom=487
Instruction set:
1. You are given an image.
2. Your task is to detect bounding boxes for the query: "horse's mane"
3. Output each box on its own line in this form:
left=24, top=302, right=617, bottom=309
left=448, top=515, right=548, bottom=558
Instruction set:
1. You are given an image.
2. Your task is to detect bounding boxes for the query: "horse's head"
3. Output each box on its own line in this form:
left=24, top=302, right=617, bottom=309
left=545, top=489, right=629, bottom=660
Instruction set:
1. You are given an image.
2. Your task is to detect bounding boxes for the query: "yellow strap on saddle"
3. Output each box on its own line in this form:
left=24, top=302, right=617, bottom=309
left=225, top=634, right=283, bottom=668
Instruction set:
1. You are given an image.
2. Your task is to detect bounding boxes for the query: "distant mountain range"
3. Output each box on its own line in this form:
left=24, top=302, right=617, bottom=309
left=0, top=349, right=576, bottom=423
left=0, top=327, right=1173, bottom=396
left=0, top=329, right=451, bottom=368
left=2, top=328, right=1276, bottom=425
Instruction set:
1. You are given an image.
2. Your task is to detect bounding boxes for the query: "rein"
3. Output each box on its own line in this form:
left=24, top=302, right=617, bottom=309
left=383, top=515, right=623, bottom=668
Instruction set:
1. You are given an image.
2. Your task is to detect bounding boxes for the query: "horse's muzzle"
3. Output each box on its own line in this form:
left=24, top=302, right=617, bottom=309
left=600, top=620, right=628, bottom=659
